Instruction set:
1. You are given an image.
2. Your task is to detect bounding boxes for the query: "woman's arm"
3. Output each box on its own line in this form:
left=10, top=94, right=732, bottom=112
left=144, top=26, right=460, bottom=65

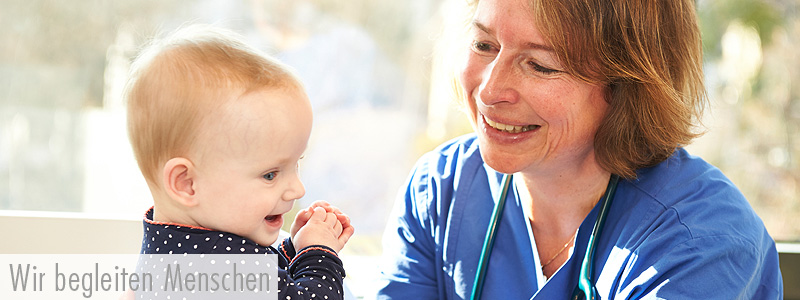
left=377, top=159, right=443, bottom=299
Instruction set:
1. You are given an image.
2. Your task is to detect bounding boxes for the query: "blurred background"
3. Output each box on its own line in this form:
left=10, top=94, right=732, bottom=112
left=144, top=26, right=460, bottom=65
left=1, top=0, right=798, bottom=298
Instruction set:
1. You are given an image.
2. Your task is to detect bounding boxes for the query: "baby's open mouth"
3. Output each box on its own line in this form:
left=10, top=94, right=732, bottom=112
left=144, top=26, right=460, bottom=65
left=484, top=116, right=539, bottom=133
left=264, top=214, right=284, bottom=228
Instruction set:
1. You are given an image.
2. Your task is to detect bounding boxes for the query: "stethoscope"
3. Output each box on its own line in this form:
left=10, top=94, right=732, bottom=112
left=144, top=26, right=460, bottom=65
left=470, top=173, right=620, bottom=300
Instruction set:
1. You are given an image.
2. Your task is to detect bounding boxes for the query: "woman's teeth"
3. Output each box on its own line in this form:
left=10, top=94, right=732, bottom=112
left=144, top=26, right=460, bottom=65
left=485, top=117, right=538, bottom=133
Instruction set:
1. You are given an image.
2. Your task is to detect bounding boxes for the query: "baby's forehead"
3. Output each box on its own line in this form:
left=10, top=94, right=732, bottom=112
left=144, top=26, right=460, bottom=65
left=195, top=86, right=311, bottom=151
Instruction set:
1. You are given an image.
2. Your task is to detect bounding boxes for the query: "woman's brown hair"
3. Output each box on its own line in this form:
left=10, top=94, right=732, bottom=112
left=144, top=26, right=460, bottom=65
left=461, top=0, right=707, bottom=178
left=536, top=0, right=707, bottom=178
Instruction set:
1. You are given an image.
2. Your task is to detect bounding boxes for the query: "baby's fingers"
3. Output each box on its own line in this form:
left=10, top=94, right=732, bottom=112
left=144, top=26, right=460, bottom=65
left=324, top=212, right=339, bottom=227
left=338, top=224, right=355, bottom=246
left=309, top=200, right=334, bottom=211
left=309, top=207, right=328, bottom=222
left=333, top=219, right=343, bottom=236
left=335, top=213, right=351, bottom=229
left=290, top=208, right=312, bottom=237
left=310, top=200, right=347, bottom=216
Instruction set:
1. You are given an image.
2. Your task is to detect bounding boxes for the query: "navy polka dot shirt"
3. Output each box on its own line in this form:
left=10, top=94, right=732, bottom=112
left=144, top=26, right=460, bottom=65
left=140, top=207, right=346, bottom=300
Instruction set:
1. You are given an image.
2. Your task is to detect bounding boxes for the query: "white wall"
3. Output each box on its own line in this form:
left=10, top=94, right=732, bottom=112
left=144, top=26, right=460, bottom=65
left=0, top=211, right=141, bottom=254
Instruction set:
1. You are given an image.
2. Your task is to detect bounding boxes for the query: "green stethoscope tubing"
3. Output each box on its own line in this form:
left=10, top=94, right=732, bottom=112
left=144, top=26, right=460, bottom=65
left=469, top=174, right=621, bottom=300
left=470, top=174, right=513, bottom=300
left=571, top=174, right=620, bottom=300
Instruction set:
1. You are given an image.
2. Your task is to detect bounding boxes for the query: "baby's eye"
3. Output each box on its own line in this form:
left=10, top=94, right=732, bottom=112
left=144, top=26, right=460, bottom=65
left=263, top=172, right=277, bottom=181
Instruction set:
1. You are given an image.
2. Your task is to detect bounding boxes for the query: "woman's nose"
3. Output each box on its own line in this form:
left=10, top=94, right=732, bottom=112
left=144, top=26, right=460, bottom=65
left=478, top=56, right=520, bottom=105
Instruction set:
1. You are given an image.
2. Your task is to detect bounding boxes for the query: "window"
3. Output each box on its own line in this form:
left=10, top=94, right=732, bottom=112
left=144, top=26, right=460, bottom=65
left=1, top=0, right=438, bottom=225
left=2, top=2, right=439, bottom=296
left=692, top=0, right=800, bottom=242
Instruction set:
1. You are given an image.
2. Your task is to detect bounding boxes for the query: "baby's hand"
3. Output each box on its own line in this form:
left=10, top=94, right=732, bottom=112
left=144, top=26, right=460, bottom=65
left=292, top=206, right=354, bottom=252
left=291, top=200, right=352, bottom=238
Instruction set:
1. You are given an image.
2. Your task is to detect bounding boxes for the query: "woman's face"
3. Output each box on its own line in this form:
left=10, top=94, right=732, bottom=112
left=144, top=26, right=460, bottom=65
left=459, top=0, right=609, bottom=175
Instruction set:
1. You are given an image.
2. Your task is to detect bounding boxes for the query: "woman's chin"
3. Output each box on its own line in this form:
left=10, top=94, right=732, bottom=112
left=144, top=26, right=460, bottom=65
left=478, top=142, right=529, bottom=174
left=482, top=154, right=525, bottom=174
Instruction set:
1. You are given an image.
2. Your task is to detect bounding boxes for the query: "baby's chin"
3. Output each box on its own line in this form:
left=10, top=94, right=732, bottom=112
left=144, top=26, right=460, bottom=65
left=232, top=217, right=284, bottom=247
left=248, top=231, right=280, bottom=248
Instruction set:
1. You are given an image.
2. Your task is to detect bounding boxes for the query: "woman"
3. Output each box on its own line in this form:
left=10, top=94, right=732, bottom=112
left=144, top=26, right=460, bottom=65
left=377, top=0, right=783, bottom=299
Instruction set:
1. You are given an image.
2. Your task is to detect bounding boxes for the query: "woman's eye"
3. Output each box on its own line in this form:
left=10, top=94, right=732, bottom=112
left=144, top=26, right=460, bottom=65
left=472, top=41, right=494, bottom=52
left=263, top=172, right=277, bottom=181
left=528, top=61, right=560, bottom=75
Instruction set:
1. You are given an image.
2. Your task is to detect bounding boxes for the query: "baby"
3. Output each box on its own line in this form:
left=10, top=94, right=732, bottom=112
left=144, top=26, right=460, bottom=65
left=124, top=25, right=354, bottom=299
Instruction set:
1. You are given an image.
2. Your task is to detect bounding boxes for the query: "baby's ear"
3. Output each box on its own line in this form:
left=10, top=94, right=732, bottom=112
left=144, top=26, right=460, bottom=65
left=162, top=157, right=198, bottom=207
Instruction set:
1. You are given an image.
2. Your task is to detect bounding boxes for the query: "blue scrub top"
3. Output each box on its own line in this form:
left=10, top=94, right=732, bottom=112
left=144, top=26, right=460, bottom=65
left=377, top=135, right=782, bottom=299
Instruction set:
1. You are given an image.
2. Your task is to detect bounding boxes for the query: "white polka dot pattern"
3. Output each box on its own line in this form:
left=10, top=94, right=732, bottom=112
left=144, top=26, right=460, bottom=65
left=138, top=207, right=346, bottom=300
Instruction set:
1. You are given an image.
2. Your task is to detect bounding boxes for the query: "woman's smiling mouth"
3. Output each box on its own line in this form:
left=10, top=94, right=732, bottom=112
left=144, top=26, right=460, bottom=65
left=483, top=115, right=540, bottom=133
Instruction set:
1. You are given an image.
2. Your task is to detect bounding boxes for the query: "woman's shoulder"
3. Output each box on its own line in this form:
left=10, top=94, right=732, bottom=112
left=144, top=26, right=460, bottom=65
left=606, top=149, right=780, bottom=296
left=411, top=134, right=484, bottom=177
left=402, top=134, right=494, bottom=211
left=624, top=147, right=772, bottom=249
left=427, top=133, right=481, bottom=160
left=631, top=147, right=741, bottom=202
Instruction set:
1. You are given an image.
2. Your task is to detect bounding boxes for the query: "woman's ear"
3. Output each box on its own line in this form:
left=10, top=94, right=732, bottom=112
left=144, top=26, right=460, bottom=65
left=603, top=81, right=615, bottom=104
left=162, top=157, right=199, bottom=207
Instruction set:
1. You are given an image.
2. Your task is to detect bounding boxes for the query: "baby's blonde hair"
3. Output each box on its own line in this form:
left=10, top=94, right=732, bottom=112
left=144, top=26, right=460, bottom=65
left=125, top=24, right=303, bottom=188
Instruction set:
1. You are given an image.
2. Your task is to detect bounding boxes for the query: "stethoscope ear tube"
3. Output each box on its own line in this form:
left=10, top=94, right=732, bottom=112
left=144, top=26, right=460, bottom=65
left=470, top=174, right=513, bottom=300
left=572, top=174, right=620, bottom=300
